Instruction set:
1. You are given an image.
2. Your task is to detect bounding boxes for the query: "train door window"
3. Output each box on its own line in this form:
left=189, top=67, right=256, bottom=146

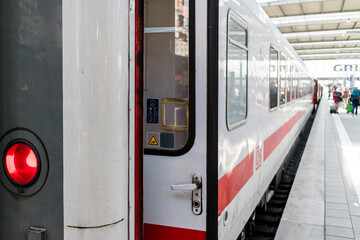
left=143, top=0, right=194, bottom=154
left=286, top=59, right=291, bottom=103
left=226, top=13, right=248, bottom=129
left=269, top=46, right=278, bottom=109
left=279, top=54, right=286, bottom=106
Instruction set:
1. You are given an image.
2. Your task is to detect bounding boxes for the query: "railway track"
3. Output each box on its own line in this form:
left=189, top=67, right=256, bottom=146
left=248, top=109, right=317, bottom=240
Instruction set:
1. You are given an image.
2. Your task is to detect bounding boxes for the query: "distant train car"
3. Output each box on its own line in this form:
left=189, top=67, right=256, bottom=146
left=0, top=0, right=315, bottom=240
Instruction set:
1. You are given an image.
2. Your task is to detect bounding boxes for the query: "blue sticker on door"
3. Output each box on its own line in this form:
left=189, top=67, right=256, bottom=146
left=147, top=99, right=159, bottom=124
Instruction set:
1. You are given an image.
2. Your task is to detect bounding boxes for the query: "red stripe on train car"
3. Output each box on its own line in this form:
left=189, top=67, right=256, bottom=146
left=263, top=111, right=304, bottom=161
left=218, top=151, right=254, bottom=215
left=143, top=223, right=206, bottom=240
left=218, top=110, right=306, bottom=215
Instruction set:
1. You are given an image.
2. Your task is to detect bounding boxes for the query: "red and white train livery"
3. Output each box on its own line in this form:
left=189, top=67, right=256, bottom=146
left=0, top=0, right=318, bottom=239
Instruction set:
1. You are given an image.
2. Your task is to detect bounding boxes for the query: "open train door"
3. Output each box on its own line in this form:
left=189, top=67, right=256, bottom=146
left=141, top=0, right=210, bottom=239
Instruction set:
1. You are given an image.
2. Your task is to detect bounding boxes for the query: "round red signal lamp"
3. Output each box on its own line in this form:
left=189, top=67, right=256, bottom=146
left=4, top=143, right=38, bottom=185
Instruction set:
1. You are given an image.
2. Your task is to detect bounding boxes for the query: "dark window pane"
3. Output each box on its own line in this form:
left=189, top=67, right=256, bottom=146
left=280, top=54, right=286, bottom=105
left=270, top=47, right=278, bottom=109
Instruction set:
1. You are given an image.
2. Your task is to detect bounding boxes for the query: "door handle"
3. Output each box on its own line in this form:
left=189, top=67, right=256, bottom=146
left=170, top=183, right=198, bottom=191
left=170, top=174, right=202, bottom=215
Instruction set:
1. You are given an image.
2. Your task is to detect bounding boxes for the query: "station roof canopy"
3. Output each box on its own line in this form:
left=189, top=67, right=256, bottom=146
left=257, top=0, right=360, bottom=60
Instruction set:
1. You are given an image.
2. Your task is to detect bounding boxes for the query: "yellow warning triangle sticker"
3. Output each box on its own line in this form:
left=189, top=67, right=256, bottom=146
left=148, top=136, right=158, bottom=146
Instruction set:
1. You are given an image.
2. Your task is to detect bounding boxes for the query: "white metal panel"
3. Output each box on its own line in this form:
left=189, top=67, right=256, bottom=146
left=143, top=0, right=208, bottom=231
left=63, top=0, right=129, bottom=239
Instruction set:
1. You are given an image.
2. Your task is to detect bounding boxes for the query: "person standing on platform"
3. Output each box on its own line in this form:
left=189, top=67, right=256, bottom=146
left=343, top=89, right=349, bottom=109
left=335, top=89, right=342, bottom=104
left=333, top=89, right=339, bottom=111
left=351, top=87, right=360, bottom=116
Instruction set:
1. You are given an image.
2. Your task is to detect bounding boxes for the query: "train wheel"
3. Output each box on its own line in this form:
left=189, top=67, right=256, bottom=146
left=246, top=211, right=256, bottom=237
left=238, top=229, right=246, bottom=240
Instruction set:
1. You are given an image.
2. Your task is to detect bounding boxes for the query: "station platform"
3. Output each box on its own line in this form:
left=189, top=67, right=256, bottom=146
left=275, top=98, right=360, bottom=240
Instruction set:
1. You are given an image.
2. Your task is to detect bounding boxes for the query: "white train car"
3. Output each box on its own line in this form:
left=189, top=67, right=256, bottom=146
left=216, top=1, right=314, bottom=239
left=142, top=0, right=314, bottom=239
left=0, top=0, right=315, bottom=240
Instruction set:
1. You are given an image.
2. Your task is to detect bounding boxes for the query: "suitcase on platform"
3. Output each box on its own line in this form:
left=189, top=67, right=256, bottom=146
left=330, top=104, right=337, bottom=114
left=347, top=103, right=353, bottom=113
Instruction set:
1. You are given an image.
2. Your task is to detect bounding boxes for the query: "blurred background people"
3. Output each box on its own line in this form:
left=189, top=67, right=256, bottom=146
left=343, top=89, right=349, bottom=109
left=351, top=87, right=359, bottom=116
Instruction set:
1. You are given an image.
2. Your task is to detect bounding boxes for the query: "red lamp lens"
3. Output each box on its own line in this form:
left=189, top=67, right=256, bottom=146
left=5, top=143, right=38, bottom=185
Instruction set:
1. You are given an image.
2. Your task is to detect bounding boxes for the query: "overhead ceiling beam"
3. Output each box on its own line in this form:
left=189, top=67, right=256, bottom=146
left=315, top=77, right=353, bottom=81
left=297, top=47, right=360, bottom=54
left=292, top=40, right=360, bottom=48
left=283, top=29, right=360, bottom=39
left=271, top=12, right=360, bottom=27
left=300, top=52, right=360, bottom=59
left=257, top=0, right=329, bottom=7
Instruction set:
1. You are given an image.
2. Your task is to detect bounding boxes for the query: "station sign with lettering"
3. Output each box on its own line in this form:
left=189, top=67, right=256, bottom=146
left=333, top=64, right=360, bottom=72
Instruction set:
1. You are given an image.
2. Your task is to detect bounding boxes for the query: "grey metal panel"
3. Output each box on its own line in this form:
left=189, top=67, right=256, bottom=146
left=0, top=1, right=63, bottom=239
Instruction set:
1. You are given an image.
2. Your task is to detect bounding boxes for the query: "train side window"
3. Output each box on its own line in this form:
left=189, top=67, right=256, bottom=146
left=313, top=79, right=316, bottom=95
left=226, top=14, right=248, bottom=130
left=299, top=72, right=303, bottom=98
left=143, top=0, right=194, bottom=154
left=298, top=73, right=301, bottom=98
left=286, top=59, right=291, bottom=103
left=279, top=54, right=286, bottom=106
left=269, top=46, right=278, bottom=109
left=295, top=67, right=299, bottom=99
left=291, top=65, right=296, bottom=100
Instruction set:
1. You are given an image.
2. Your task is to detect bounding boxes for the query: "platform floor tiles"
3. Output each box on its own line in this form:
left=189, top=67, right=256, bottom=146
left=275, top=99, right=360, bottom=240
